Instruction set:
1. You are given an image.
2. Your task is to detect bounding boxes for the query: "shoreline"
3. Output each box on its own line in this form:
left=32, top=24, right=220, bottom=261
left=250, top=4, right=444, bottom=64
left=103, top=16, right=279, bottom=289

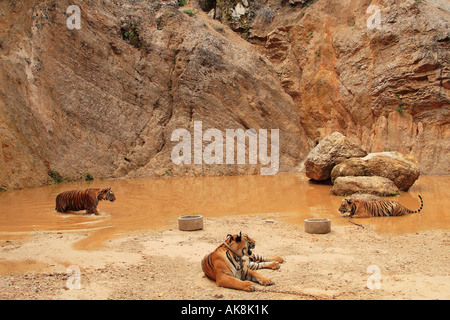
left=1, top=214, right=449, bottom=300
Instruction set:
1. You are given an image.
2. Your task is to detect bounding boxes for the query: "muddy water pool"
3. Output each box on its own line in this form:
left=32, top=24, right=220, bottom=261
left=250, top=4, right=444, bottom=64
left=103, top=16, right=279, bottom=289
left=0, top=174, right=448, bottom=249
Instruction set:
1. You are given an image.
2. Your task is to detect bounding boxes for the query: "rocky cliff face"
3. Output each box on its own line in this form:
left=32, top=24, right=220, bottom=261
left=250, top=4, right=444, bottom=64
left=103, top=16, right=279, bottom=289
left=241, top=0, right=449, bottom=174
left=0, top=0, right=448, bottom=190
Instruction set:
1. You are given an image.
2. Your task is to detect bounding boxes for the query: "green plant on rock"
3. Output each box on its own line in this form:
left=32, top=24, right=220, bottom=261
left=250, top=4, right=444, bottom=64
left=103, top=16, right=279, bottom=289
left=48, top=170, right=63, bottom=184
left=184, top=9, right=195, bottom=17
left=395, top=93, right=404, bottom=108
left=85, top=171, right=94, bottom=181
left=122, top=24, right=141, bottom=48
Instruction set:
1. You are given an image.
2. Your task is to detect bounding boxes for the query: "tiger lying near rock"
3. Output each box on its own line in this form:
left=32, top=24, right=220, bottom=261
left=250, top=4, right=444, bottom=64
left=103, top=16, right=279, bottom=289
left=201, top=232, right=284, bottom=292
left=339, top=195, right=423, bottom=218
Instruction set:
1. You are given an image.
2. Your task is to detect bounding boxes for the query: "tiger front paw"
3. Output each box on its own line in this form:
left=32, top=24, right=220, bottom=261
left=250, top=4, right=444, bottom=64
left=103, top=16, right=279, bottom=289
left=259, top=277, right=274, bottom=286
left=242, top=281, right=255, bottom=292
left=267, top=262, right=281, bottom=270
left=273, top=256, right=284, bottom=263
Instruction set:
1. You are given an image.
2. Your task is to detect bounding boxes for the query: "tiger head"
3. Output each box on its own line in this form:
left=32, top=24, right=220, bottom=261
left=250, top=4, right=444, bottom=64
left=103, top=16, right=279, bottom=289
left=339, top=198, right=356, bottom=216
left=99, top=187, right=116, bottom=202
left=225, top=232, right=255, bottom=257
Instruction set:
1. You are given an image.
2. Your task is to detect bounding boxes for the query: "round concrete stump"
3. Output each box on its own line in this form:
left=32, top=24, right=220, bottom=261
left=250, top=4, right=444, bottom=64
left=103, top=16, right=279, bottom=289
left=304, top=218, right=331, bottom=234
left=178, top=215, right=203, bottom=231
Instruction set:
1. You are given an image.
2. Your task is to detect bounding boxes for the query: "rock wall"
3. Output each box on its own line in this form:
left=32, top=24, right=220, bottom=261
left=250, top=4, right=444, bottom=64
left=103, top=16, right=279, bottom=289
left=241, top=0, right=449, bottom=174
left=0, top=0, right=310, bottom=189
left=0, top=0, right=448, bottom=189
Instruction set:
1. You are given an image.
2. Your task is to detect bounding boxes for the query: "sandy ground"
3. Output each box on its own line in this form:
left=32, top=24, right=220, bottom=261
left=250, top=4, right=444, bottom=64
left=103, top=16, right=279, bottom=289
left=0, top=214, right=449, bottom=300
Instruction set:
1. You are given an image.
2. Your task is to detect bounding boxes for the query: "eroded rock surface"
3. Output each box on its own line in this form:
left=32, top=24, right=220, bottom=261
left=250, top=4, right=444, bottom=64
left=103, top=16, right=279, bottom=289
left=0, top=0, right=448, bottom=189
left=331, top=152, right=420, bottom=191
left=305, top=132, right=367, bottom=181
left=331, top=176, right=400, bottom=196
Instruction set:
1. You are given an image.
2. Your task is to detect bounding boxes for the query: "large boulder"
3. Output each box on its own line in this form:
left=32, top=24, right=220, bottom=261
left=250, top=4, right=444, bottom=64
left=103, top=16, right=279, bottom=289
left=331, top=176, right=400, bottom=196
left=331, top=152, right=420, bottom=191
left=305, top=132, right=367, bottom=181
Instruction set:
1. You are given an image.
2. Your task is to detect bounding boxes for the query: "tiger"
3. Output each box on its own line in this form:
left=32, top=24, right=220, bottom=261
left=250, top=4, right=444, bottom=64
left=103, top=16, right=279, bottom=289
left=339, top=195, right=423, bottom=218
left=55, top=187, right=116, bottom=215
left=201, top=232, right=284, bottom=292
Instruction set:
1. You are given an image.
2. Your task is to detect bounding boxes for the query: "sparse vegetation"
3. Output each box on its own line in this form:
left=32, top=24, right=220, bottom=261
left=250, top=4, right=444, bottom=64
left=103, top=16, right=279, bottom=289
left=305, top=31, right=313, bottom=43
left=48, top=170, right=63, bottom=184
left=48, top=170, right=90, bottom=184
left=85, top=171, right=94, bottom=181
left=156, top=16, right=166, bottom=30
left=184, top=9, right=195, bottom=17
left=396, top=107, right=404, bottom=114
left=121, top=24, right=141, bottom=48
left=395, top=93, right=405, bottom=113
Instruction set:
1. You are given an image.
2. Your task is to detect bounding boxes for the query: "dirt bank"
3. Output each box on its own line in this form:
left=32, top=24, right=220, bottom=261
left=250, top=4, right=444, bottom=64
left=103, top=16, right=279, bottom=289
left=0, top=214, right=448, bottom=300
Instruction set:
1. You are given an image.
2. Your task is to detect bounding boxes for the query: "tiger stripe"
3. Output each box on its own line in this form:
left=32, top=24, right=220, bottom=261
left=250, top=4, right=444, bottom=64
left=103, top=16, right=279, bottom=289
left=339, top=195, right=423, bottom=218
left=55, top=187, right=115, bottom=215
left=201, top=233, right=283, bottom=291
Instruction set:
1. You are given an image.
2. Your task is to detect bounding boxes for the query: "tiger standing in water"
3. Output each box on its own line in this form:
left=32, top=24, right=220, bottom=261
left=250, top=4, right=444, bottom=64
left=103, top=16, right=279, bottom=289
left=201, top=232, right=284, bottom=292
left=339, top=195, right=423, bottom=218
left=55, top=187, right=116, bottom=215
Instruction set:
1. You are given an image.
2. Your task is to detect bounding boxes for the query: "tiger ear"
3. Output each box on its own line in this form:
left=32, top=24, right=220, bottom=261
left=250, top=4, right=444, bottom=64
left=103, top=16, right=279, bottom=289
left=236, top=232, right=242, bottom=242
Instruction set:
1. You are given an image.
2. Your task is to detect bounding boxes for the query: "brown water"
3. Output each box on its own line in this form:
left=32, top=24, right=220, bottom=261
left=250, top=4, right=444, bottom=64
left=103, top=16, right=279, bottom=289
left=0, top=174, right=449, bottom=249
